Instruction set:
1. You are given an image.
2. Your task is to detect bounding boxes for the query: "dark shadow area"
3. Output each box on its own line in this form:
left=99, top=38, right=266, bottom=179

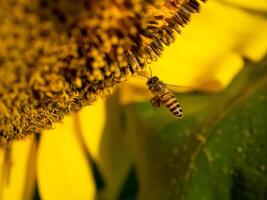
left=231, top=169, right=267, bottom=200
left=118, top=167, right=139, bottom=200
left=33, top=184, right=41, bottom=200
left=91, top=157, right=106, bottom=191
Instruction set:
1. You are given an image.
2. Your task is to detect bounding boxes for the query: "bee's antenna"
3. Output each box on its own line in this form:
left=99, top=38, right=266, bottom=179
left=139, top=72, right=150, bottom=79
left=139, top=67, right=153, bottom=80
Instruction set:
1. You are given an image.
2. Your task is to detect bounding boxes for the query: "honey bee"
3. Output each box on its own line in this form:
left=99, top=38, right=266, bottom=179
left=140, top=70, right=183, bottom=118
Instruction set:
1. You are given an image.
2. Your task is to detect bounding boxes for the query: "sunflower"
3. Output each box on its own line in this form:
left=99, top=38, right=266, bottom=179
left=0, top=0, right=267, bottom=200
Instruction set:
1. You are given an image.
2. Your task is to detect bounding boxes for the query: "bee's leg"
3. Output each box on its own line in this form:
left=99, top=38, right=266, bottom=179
left=150, top=96, right=161, bottom=109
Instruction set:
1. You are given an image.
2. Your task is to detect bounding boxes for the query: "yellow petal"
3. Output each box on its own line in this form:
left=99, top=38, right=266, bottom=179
left=221, top=0, right=267, bottom=10
left=79, top=98, right=132, bottom=199
left=196, top=53, right=244, bottom=91
left=0, top=138, right=36, bottom=200
left=37, top=115, right=96, bottom=200
left=78, top=99, right=106, bottom=160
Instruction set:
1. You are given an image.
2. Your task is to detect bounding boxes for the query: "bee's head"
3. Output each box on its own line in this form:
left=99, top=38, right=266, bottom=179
left=146, top=76, right=159, bottom=86
left=147, top=76, right=165, bottom=93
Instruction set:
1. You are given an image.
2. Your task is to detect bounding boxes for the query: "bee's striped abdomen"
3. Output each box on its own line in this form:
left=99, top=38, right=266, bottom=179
left=160, top=90, right=183, bottom=118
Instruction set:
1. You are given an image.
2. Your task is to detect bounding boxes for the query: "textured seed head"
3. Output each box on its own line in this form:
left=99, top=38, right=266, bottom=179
left=0, top=0, right=205, bottom=145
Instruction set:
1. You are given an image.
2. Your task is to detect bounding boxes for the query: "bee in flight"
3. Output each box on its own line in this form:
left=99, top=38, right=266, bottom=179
left=140, top=69, right=183, bottom=119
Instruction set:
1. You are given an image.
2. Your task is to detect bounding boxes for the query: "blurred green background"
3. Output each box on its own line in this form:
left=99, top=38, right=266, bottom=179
left=101, top=58, right=267, bottom=200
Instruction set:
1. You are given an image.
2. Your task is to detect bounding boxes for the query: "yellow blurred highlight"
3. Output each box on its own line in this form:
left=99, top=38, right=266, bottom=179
left=120, top=0, right=267, bottom=104
left=151, top=0, right=267, bottom=85
left=221, top=0, right=267, bottom=10
left=37, top=116, right=96, bottom=200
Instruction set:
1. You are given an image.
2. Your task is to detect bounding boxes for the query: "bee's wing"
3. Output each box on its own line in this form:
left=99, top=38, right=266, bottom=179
left=165, top=83, right=198, bottom=92
left=119, top=83, right=151, bottom=104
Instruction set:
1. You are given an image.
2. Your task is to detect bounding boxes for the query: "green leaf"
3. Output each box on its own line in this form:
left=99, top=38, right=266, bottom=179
left=124, top=57, right=267, bottom=200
